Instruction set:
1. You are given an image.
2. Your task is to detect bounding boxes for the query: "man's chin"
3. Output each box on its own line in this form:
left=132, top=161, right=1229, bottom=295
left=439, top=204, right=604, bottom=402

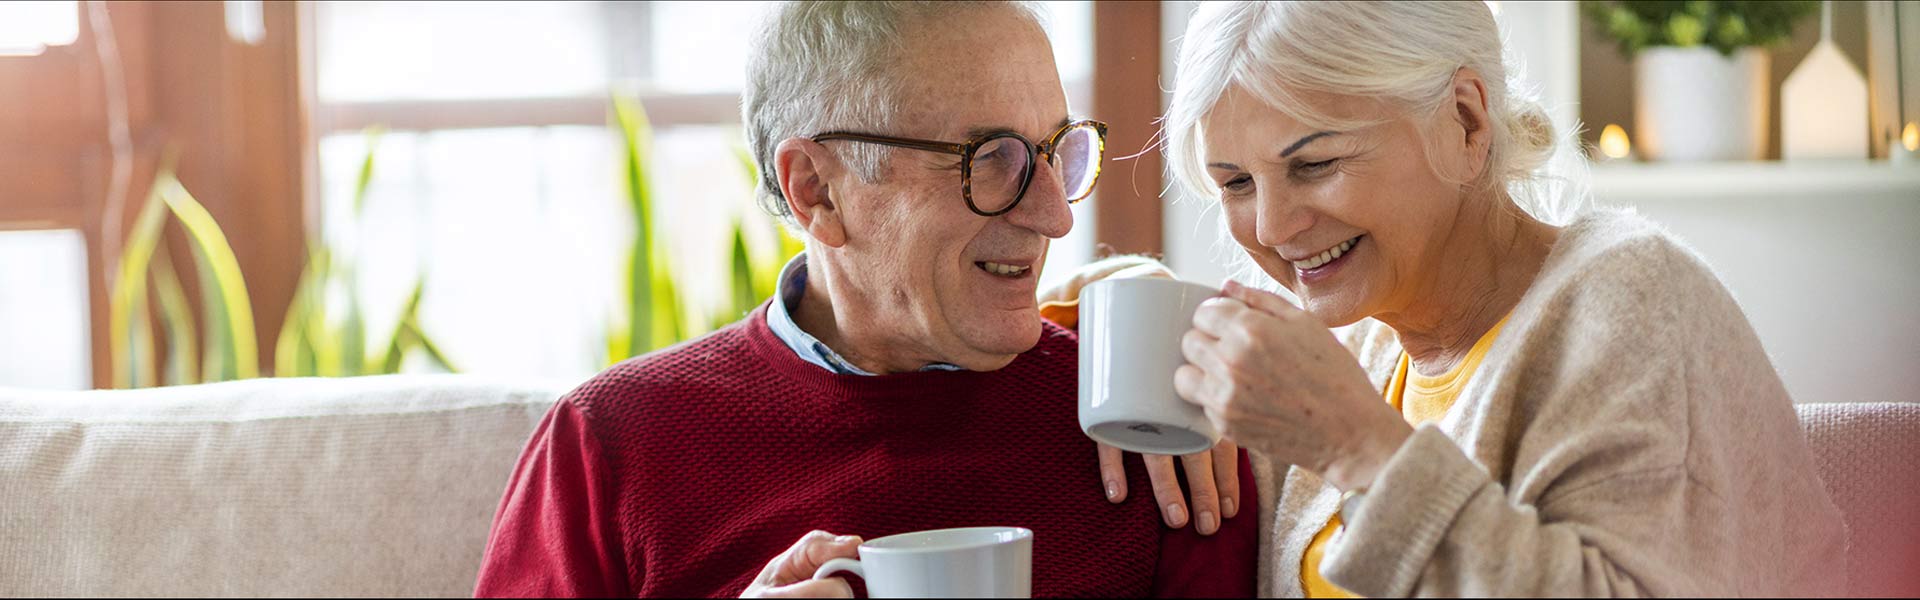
left=957, top=311, right=1044, bottom=364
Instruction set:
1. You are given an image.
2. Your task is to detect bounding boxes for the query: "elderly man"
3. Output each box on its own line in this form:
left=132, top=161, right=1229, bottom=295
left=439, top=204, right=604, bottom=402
left=473, top=2, right=1256, bottom=597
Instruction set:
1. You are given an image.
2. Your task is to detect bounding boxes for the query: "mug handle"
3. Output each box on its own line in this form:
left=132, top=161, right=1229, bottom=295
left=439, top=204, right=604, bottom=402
left=811, top=557, right=864, bottom=582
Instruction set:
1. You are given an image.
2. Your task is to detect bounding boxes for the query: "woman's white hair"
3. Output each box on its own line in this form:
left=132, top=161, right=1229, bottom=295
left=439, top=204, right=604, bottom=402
left=1162, top=2, right=1587, bottom=282
left=742, top=0, right=1047, bottom=225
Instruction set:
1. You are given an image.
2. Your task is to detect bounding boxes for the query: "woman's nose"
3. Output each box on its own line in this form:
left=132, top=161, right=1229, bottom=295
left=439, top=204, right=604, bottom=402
left=1255, top=187, right=1311, bottom=248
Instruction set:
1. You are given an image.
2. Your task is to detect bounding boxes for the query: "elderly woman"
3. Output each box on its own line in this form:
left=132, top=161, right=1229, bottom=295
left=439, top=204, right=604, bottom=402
left=1150, top=2, right=1845, bottom=597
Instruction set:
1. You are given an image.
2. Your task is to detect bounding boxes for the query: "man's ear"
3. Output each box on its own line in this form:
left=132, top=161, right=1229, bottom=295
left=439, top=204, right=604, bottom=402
left=774, top=138, right=849, bottom=249
left=1447, top=67, right=1494, bottom=183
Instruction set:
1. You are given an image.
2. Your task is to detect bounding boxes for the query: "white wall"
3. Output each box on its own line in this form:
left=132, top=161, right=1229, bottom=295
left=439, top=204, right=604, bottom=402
left=1597, top=164, right=1920, bottom=404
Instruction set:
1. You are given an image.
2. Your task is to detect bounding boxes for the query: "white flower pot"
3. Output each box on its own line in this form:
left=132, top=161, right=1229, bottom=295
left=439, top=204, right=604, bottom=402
left=1633, top=47, right=1770, bottom=161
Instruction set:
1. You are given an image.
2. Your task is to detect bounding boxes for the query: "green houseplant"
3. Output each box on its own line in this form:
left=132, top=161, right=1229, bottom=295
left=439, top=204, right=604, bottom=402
left=1582, top=1, right=1819, bottom=161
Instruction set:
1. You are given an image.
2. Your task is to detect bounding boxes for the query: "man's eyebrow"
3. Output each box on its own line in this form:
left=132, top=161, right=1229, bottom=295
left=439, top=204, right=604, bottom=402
left=964, top=117, right=1074, bottom=141
left=1281, top=131, right=1338, bottom=157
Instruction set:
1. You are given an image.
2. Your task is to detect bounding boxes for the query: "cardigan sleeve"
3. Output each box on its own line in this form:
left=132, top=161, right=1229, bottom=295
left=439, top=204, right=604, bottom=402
left=1320, top=424, right=1683, bottom=597
left=473, top=398, right=631, bottom=598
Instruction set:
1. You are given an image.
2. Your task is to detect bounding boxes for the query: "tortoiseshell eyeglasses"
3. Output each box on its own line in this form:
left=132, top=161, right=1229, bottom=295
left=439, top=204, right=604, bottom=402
left=812, top=119, right=1108, bottom=217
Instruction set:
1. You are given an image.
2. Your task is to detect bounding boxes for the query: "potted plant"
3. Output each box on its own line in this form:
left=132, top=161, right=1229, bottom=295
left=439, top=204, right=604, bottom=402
left=1584, top=0, right=1818, bottom=161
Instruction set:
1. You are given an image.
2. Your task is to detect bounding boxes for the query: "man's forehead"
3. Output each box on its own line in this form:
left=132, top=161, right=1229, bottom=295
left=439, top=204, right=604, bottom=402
left=886, top=8, right=1069, bottom=140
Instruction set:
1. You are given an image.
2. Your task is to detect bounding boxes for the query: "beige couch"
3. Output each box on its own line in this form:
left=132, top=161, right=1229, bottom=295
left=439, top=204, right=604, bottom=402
left=0, top=376, right=570, bottom=597
left=2, top=377, right=1915, bottom=597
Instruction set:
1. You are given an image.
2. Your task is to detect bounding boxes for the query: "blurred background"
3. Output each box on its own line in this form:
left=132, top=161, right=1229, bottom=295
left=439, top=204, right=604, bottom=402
left=1, top=1, right=1916, bottom=408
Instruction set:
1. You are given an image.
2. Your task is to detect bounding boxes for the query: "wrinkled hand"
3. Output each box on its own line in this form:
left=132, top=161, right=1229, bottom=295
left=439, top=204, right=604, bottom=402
left=1174, top=281, right=1413, bottom=493
left=741, top=531, right=863, bottom=598
left=1097, top=439, right=1241, bottom=534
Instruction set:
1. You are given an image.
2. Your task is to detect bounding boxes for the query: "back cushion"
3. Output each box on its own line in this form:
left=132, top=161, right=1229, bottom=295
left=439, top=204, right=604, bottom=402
left=0, top=375, right=567, bottom=597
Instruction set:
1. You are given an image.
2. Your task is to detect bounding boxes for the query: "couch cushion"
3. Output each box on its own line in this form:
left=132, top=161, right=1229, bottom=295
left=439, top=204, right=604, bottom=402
left=0, top=375, right=569, bottom=597
left=1796, top=402, right=1920, bottom=597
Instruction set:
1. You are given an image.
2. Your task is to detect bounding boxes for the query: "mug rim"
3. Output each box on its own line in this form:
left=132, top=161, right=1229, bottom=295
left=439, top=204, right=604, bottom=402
left=1082, top=277, right=1218, bottom=296
left=860, top=526, right=1033, bottom=554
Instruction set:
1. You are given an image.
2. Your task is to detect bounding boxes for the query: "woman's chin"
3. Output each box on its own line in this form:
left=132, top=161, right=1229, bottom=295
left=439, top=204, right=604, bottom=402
left=1300, top=292, right=1371, bottom=328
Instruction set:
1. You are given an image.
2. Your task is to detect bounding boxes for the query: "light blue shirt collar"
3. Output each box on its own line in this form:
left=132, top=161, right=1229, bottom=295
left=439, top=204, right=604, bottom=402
left=765, top=253, right=964, bottom=376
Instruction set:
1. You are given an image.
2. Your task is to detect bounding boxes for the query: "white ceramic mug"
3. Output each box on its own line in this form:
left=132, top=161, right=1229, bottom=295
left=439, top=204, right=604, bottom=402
left=809, top=526, right=1033, bottom=598
left=1078, top=278, right=1222, bottom=455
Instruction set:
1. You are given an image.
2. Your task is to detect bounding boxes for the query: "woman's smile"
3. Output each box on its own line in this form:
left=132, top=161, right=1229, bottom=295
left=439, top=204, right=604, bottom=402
left=1289, top=234, right=1364, bottom=284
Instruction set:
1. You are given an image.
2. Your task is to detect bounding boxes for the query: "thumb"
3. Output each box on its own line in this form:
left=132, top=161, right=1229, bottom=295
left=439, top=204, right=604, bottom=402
left=1221, top=280, right=1298, bottom=317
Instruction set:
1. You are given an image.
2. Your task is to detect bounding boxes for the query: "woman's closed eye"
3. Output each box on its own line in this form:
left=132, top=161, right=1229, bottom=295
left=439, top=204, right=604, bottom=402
left=1219, top=173, right=1255, bottom=196
left=1290, top=157, right=1340, bottom=180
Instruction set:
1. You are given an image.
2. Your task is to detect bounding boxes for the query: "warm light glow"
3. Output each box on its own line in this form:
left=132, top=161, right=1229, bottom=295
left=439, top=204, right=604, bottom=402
left=1600, top=124, right=1632, bottom=160
left=1904, top=122, right=1919, bottom=152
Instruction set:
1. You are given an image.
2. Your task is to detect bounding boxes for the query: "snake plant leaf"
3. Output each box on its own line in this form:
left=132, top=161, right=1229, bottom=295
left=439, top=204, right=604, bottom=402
left=109, top=176, right=172, bottom=388
left=352, top=126, right=385, bottom=218
left=337, top=269, right=366, bottom=378
left=274, top=242, right=329, bottom=377
left=404, top=317, right=459, bottom=373
left=151, top=249, right=199, bottom=386
left=729, top=218, right=757, bottom=321
left=611, top=94, right=659, bottom=359
left=374, top=276, right=428, bottom=374
left=155, top=173, right=258, bottom=382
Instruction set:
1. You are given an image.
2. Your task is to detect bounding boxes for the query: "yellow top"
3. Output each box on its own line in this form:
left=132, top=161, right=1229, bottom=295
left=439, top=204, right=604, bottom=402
left=1300, top=314, right=1510, bottom=598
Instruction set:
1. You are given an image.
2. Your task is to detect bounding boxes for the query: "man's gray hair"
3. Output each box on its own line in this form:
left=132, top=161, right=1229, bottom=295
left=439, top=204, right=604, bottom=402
left=742, top=1, right=1047, bottom=225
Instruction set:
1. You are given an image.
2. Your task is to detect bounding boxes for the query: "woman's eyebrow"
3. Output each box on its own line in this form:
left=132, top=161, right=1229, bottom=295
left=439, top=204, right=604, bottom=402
left=1280, top=131, right=1338, bottom=157
left=1207, top=162, right=1242, bottom=171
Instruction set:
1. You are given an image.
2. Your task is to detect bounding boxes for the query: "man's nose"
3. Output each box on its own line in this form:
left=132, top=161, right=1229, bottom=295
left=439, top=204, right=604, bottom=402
left=1002, top=158, right=1074, bottom=239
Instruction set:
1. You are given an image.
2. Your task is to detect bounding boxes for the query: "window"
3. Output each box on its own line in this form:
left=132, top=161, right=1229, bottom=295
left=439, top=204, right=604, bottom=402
left=0, top=230, right=91, bottom=390
left=0, top=0, right=79, bottom=57
left=312, top=1, right=1095, bottom=380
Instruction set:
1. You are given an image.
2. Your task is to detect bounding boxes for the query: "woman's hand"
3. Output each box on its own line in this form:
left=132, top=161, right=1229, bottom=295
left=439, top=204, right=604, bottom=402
left=741, top=531, right=863, bottom=598
left=1097, top=439, right=1241, bottom=534
left=1174, top=281, right=1413, bottom=492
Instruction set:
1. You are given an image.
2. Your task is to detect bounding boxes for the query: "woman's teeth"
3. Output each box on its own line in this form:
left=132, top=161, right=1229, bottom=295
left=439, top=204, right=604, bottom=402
left=979, top=261, right=1030, bottom=277
left=1292, top=236, right=1360, bottom=271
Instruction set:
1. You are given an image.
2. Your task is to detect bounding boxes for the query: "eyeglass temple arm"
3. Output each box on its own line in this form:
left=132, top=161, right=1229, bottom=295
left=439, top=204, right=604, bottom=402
left=811, top=132, right=967, bottom=156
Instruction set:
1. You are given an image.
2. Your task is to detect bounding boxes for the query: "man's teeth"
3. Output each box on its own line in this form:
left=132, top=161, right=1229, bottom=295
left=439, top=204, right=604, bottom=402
left=1292, top=237, right=1360, bottom=271
left=980, top=261, right=1031, bottom=276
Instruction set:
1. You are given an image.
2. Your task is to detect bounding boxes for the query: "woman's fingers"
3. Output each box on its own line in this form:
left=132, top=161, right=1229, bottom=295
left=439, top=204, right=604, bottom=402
left=1097, top=442, right=1128, bottom=503
left=1179, top=449, right=1223, bottom=535
left=1222, top=280, right=1300, bottom=316
left=1174, top=364, right=1208, bottom=406
left=1190, top=296, right=1252, bottom=338
left=1211, top=439, right=1241, bottom=519
left=775, top=531, right=860, bottom=584
left=1143, top=454, right=1190, bottom=528
left=754, top=578, right=854, bottom=598
left=1180, top=328, right=1230, bottom=376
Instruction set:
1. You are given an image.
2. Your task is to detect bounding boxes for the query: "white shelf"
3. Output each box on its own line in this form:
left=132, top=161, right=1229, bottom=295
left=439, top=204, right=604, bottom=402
left=1588, top=160, right=1920, bottom=202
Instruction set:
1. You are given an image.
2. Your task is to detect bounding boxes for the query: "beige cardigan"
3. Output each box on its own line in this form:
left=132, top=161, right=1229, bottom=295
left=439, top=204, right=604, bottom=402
left=1250, top=209, right=1847, bottom=597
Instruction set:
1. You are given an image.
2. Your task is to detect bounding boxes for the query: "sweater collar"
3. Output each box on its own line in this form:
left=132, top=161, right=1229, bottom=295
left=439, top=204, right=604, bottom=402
left=765, top=253, right=965, bottom=376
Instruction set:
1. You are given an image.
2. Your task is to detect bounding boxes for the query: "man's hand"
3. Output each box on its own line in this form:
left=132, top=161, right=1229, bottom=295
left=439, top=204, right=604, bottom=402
left=1098, top=439, right=1241, bottom=534
left=741, top=531, right=863, bottom=598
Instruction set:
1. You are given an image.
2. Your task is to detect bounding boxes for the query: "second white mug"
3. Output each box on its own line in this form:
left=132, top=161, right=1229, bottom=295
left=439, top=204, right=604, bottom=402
left=1078, top=278, right=1222, bottom=455
left=809, top=526, right=1033, bottom=598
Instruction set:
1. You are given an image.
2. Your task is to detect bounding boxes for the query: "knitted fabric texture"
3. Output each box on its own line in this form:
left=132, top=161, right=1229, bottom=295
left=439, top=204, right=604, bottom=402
left=477, top=304, right=1257, bottom=597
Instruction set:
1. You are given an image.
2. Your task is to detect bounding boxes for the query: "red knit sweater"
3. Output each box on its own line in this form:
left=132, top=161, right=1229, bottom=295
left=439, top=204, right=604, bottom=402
left=474, top=304, right=1257, bottom=597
